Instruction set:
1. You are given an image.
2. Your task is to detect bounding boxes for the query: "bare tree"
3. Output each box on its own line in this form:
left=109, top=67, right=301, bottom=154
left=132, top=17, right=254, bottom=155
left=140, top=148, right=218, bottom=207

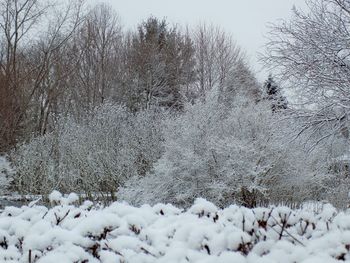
left=193, top=23, right=244, bottom=97
left=0, top=0, right=47, bottom=151
left=32, top=0, right=85, bottom=136
left=0, top=0, right=84, bottom=151
left=70, top=3, right=122, bottom=117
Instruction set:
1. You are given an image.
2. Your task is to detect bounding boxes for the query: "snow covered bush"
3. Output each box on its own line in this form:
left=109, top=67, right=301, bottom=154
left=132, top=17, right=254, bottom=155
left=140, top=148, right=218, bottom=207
left=11, top=103, right=164, bottom=197
left=11, top=97, right=336, bottom=207
left=119, top=92, right=324, bottom=207
left=0, top=156, right=14, bottom=194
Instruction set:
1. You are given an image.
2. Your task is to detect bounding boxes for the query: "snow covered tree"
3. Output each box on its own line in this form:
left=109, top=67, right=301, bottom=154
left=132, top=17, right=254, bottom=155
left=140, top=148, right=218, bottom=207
left=262, top=1, right=350, bottom=203
left=263, top=0, right=350, bottom=140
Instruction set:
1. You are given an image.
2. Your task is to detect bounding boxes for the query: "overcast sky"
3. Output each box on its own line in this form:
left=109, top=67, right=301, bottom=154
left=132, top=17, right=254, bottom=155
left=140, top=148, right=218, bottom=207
left=96, top=0, right=307, bottom=80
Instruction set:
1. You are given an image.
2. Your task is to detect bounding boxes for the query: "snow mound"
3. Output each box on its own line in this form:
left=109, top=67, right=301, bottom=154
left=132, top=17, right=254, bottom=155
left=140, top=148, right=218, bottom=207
left=0, top=194, right=350, bottom=262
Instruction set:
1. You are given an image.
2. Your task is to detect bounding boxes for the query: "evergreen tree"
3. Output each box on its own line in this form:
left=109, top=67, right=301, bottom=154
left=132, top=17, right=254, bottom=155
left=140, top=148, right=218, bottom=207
left=264, top=74, right=287, bottom=112
left=127, top=17, right=195, bottom=111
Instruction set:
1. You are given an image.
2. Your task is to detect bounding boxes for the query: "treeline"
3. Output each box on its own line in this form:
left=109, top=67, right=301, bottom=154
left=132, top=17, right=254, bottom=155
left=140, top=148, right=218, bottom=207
left=0, top=0, right=257, bottom=152
left=1, top=0, right=350, bottom=208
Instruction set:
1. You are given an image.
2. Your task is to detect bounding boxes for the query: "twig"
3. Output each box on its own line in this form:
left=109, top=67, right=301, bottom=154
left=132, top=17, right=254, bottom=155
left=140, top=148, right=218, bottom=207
left=54, top=209, right=70, bottom=225
left=270, top=215, right=305, bottom=246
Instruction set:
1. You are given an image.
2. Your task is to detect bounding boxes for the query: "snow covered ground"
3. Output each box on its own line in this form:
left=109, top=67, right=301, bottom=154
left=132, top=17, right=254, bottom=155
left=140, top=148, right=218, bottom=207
left=0, top=192, right=349, bottom=262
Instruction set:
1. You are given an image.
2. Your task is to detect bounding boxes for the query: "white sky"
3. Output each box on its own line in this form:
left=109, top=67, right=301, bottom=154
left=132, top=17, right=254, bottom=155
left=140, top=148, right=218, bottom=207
left=92, top=0, right=307, bottom=80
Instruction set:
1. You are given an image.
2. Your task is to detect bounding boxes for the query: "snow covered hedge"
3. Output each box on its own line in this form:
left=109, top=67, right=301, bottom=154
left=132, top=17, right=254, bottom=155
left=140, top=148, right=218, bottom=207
left=1, top=193, right=350, bottom=262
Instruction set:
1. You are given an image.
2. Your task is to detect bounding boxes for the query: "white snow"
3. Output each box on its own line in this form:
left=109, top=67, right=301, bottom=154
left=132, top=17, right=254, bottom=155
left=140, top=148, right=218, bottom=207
left=1, top=192, right=350, bottom=262
left=48, top=191, right=62, bottom=205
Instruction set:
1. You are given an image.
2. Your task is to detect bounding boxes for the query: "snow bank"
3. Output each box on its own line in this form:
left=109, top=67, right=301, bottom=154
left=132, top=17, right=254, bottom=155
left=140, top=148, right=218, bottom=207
left=0, top=193, right=350, bottom=262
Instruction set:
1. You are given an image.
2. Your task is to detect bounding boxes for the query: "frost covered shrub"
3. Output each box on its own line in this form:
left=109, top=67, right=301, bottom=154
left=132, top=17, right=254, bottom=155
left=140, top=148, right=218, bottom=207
left=10, top=99, right=336, bottom=206
left=119, top=93, right=326, bottom=208
left=11, top=103, right=164, bottom=196
left=0, top=156, right=14, bottom=194
left=318, top=142, right=350, bottom=207
left=12, top=134, right=58, bottom=194
left=283, top=131, right=350, bottom=208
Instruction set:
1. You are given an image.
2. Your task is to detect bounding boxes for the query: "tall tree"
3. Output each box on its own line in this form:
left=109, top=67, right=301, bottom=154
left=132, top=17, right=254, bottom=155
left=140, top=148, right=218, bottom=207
left=193, top=23, right=260, bottom=103
left=70, top=3, right=123, bottom=117
left=0, top=0, right=46, bottom=151
left=127, top=17, right=195, bottom=111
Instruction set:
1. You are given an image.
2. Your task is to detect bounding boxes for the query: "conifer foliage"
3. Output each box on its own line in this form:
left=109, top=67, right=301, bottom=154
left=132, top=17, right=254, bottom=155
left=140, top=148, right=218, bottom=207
left=263, top=75, right=287, bottom=112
